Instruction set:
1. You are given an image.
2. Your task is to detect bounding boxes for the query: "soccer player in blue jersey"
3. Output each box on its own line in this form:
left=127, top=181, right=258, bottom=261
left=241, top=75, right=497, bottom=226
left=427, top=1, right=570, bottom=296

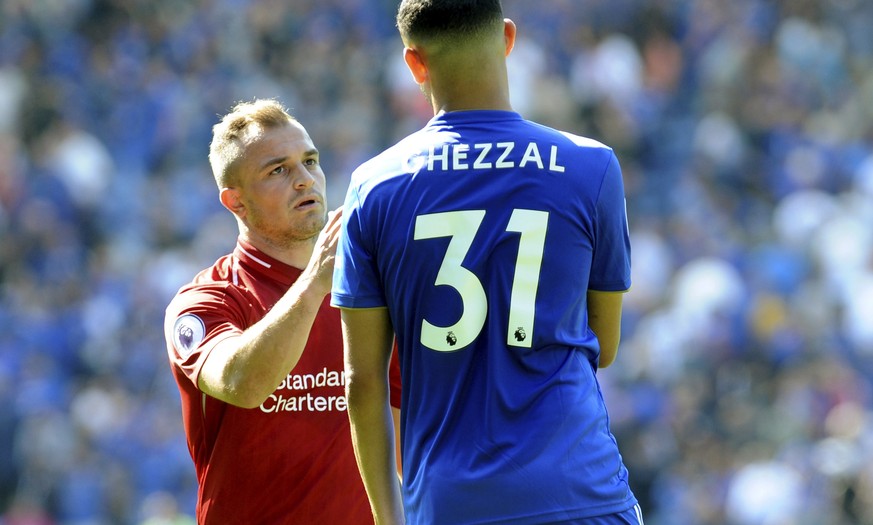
left=332, top=1, right=642, bottom=524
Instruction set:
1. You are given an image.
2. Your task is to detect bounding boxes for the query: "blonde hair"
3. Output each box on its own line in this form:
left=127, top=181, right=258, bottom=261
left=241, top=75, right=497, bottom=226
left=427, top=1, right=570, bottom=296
left=208, top=99, right=297, bottom=188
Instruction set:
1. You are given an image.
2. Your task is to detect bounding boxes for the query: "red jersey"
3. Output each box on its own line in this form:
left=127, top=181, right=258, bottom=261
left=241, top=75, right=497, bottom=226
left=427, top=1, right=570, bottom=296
left=164, top=239, right=400, bottom=524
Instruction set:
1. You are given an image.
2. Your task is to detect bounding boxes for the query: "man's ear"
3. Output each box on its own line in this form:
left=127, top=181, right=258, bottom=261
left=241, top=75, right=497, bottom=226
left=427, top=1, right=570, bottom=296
left=219, top=187, right=245, bottom=218
left=503, top=19, right=517, bottom=56
left=403, top=47, right=428, bottom=85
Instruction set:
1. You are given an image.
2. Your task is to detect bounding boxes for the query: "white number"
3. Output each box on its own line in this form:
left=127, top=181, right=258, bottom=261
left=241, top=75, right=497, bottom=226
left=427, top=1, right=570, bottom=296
left=414, top=211, right=488, bottom=351
left=414, top=209, right=548, bottom=351
left=505, top=209, right=548, bottom=348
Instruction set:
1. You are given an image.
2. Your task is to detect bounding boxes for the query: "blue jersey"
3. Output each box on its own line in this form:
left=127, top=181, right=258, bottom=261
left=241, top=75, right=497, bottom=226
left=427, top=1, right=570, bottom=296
left=332, top=110, right=635, bottom=524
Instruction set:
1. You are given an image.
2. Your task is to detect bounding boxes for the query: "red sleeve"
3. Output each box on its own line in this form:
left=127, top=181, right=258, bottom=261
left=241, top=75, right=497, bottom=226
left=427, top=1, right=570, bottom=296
left=164, top=283, right=248, bottom=388
left=389, top=339, right=402, bottom=409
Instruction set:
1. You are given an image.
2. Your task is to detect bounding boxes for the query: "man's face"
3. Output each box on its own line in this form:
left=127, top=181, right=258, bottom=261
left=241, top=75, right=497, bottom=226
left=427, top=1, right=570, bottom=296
left=231, top=122, right=328, bottom=248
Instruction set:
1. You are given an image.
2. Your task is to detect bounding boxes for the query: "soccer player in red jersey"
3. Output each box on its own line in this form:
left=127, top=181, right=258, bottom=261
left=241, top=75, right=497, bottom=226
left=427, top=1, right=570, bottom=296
left=164, top=98, right=400, bottom=524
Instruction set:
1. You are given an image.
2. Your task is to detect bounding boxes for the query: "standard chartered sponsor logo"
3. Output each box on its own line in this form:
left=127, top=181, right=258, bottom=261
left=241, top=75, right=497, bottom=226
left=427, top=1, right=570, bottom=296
left=275, top=367, right=344, bottom=390
left=259, top=367, right=347, bottom=414
left=259, top=392, right=347, bottom=413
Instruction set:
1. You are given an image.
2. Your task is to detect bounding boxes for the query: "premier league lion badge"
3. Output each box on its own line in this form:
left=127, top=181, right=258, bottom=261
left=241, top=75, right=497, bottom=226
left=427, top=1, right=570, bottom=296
left=173, top=314, right=205, bottom=357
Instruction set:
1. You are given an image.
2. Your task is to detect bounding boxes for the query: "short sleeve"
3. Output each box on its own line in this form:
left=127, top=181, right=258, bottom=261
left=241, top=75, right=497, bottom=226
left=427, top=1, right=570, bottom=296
left=331, top=182, right=386, bottom=308
left=589, top=152, right=632, bottom=292
left=164, top=285, right=244, bottom=388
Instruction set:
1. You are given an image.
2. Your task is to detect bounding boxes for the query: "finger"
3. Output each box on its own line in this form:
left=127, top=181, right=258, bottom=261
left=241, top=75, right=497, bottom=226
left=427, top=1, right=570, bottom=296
left=327, top=207, right=343, bottom=224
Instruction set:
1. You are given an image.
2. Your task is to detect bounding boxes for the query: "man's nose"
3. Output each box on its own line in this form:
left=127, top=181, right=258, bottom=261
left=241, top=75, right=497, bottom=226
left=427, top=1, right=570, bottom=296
left=292, top=164, right=317, bottom=189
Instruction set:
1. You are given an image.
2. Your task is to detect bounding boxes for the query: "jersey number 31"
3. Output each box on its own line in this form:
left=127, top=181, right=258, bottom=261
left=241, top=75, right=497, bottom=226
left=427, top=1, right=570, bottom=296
left=414, top=209, right=548, bottom=352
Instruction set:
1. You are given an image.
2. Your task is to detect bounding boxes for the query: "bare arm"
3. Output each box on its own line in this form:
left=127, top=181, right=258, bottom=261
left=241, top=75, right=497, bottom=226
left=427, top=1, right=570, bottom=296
left=342, top=307, right=404, bottom=525
left=587, top=289, right=625, bottom=368
left=393, top=406, right=403, bottom=482
left=198, top=210, right=342, bottom=408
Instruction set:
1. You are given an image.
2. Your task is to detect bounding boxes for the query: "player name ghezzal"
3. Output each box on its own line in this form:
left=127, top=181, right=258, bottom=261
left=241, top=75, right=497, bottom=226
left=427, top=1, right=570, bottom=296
left=403, top=142, right=566, bottom=174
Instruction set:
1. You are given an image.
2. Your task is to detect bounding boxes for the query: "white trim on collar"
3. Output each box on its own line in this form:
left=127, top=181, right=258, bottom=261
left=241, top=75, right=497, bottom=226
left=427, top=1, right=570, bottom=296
left=238, top=244, right=272, bottom=269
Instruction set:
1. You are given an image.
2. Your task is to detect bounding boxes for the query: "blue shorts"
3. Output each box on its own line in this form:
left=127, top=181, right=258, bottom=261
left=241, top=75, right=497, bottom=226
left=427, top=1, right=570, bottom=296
left=543, top=504, right=644, bottom=525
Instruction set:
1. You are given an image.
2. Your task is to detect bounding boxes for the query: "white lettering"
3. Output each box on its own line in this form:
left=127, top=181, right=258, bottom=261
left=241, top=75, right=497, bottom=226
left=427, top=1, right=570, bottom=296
left=412, top=142, right=565, bottom=174
left=277, top=368, right=345, bottom=391
left=549, top=145, right=565, bottom=173
left=495, top=142, right=515, bottom=168
left=519, top=142, right=543, bottom=169
left=428, top=145, right=448, bottom=171
left=265, top=368, right=348, bottom=413
left=259, top=393, right=349, bottom=413
left=453, top=144, right=469, bottom=170
left=473, top=143, right=492, bottom=169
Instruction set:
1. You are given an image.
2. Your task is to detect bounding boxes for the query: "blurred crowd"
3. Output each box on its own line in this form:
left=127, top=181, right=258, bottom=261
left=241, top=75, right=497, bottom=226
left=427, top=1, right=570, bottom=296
left=1, top=0, right=871, bottom=523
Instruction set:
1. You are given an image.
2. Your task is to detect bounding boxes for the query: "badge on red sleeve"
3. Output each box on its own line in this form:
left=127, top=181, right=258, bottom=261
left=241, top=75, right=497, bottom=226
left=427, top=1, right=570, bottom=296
left=173, top=314, right=206, bottom=357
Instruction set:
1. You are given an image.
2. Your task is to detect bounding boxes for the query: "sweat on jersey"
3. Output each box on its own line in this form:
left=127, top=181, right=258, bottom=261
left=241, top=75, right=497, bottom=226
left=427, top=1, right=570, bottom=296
left=332, top=110, right=636, bottom=524
left=165, top=239, right=400, bottom=524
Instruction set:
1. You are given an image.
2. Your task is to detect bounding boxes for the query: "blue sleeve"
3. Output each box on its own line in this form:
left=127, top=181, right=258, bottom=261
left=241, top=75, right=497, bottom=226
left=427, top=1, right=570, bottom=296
left=588, top=152, right=631, bottom=291
left=331, top=182, right=387, bottom=308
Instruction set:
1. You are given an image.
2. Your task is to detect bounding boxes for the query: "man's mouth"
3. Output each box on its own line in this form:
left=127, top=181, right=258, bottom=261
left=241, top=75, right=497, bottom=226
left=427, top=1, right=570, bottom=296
left=295, top=197, right=319, bottom=209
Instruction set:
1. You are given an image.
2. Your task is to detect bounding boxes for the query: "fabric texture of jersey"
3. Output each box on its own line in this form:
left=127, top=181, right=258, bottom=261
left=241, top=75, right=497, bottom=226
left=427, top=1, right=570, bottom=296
left=332, top=110, right=635, bottom=524
left=165, top=239, right=401, bottom=525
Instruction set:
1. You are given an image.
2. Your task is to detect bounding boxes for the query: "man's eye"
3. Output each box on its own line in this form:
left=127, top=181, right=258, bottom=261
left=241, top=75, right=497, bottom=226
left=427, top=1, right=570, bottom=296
left=305, top=158, right=318, bottom=166
left=271, top=166, right=285, bottom=175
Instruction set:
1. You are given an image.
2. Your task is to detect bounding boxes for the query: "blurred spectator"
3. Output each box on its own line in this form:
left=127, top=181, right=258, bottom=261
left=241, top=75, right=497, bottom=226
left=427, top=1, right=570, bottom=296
left=1, top=0, right=872, bottom=523
left=137, top=492, right=195, bottom=525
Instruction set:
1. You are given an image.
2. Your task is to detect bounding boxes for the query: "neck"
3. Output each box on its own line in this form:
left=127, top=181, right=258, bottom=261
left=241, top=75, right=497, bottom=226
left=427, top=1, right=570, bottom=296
left=427, top=54, right=513, bottom=114
left=431, top=87, right=513, bottom=113
left=239, top=231, right=315, bottom=270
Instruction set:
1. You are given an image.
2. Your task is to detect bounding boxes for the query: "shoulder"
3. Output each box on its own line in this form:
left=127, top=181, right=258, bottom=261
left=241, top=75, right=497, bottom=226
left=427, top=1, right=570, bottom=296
left=164, top=254, right=251, bottom=321
left=350, top=130, right=430, bottom=188
left=549, top=127, right=620, bottom=180
left=557, top=131, right=613, bottom=153
left=525, top=120, right=614, bottom=153
left=163, top=272, right=255, bottom=358
left=521, top=119, right=617, bottom=165
left=167, top=280, right=233, bottom=314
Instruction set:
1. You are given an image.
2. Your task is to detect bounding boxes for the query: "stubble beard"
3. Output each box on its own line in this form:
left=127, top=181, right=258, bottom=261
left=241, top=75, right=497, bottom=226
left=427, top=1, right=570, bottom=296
left=249, top=207, right=327, bottom=251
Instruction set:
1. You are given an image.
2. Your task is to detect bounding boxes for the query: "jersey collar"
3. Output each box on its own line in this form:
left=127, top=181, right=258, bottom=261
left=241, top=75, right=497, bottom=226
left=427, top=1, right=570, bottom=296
left=233, top=238, right=302, bottom=286
left=428, top=109, right=522, bottom=127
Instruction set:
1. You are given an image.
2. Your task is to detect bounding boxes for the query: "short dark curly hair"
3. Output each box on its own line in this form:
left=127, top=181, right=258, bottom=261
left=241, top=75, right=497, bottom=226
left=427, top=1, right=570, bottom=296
left=396, top=0, right=503, bottom=44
